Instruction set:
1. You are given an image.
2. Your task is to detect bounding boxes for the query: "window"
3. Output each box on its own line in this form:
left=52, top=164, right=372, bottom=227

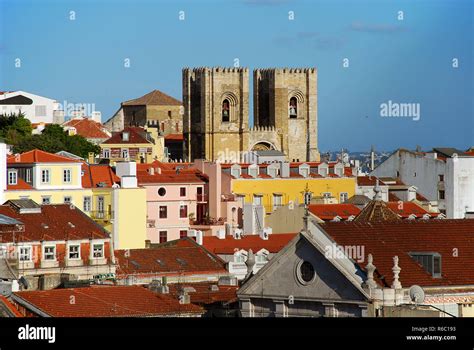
left=439, top=190, right=445, bottom=200
left=273, top=194, right=282, bottom=211
left=299, top=261, right=315, bottom=283
left=158, top=187, right=166, bottom=196
left=42, top=196, right=51, bottom=205
left=222, top=99, right=230, bottom=122
left=68, top=245, right=80, bottom=259
left=197, top=187, right=203, bottom=201
left=439, top=174, right=444, bottom=182
left=256, top=254, right=268, bottom=263
left=83, top=196, right=92, bottom=212
left=35, top=105, right=47, bottom=117
left=253, top=195, right=263, bottom=206
left=180, top=187, right=186, bottom=197
left=159, top=206, right=167, bottom=219
left=180, top=230, right=187, bottom=239
left=159, top=231, right=167, bottom=243
left=92, top=244, right=104, bottom=258
left=409, top=253, right=442, bottom=278
left=339, top=192, right=349, bottom=203
left=322, top=192, right=332, bottom=198
left=8, top=170, right=17, bottom=185
left=289, top=97, right=298, bottom=118
left=43, top=246, right=56, bottom=261
left=122, top=132, right=130, bottom=141
left=26, top=168, right=32, bottom=183
left=19, top=247, right=31, bottom=261
left=97, top=196, right=105, bottom=213
left=103, top=149, right=110, bottom=158
left=175, top=122, right=179, bottom=132
left=64, top=196, right=72, bottom=204
left=234, top=253, right=246, bottom=263
left=179, top=205, right=188, bottom=218
left=121, top=149, right=129, bottom=159
left=63, top=169, right=72, bottom=183
left=41, top=169, right=50, bottom=183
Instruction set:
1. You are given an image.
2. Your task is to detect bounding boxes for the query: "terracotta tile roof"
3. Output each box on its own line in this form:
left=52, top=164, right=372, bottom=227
left=322, top=219, right=474, bottom=287
left=386, top=201, right=437, bottom=218
left=122, top=89, right=182, bottom=106
left=7, top=149, right=80, bottom=164
left=353, top=200, right=402, bottom=223
left=81, top=163, right=120, bottom=188
left=164, top=133, right=184, bottom=141
left=136, top=163, right=207, bottom=184
left=168, top=282, right=238, bottom=305
left=0, top=202, right=109, bottom=242
left=202, top=233, right=297, bottom=255
left=102, top=127, right=152, bottom=145
left=345, top=195, right=371, bottom=205
left=309, top=204, right=361, bottom=220
left=63, top=118, right=110, bottom=139
left=13, top=285, right=203, bottom=317
left=357, top=176, right=386, bottom=186
left=0, top=295, right=23, bottom=317
left=115, top=238, right=227, bottom=277
left=6, top=177, right=34, bottom=190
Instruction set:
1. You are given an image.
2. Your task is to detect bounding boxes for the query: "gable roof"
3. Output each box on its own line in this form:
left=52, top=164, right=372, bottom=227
left=12, top=285, right=203, bottom=317
left=7, top=149, right=81, bottom=164
left=322, top=219, right=474, bottom=287
left=0, top=202, right=109, bottom=242
left=63, top=117, right=110, bottom=139
left=122, top=90, right=181, bottom=106
left=102, top=127, right=152, bottom=145
left=202, top=233, right=297, bottom=255
left=309, top=204, right=361, bottom=220
left=115, top=238, right=227, bottom=277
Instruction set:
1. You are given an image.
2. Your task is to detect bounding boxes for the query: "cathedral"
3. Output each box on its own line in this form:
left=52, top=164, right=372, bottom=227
left=182, top=67, right=320, bottom=162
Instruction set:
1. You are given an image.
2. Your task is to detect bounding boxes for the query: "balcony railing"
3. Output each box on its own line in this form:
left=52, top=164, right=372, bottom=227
left=89, top=211, right=113, bottom=221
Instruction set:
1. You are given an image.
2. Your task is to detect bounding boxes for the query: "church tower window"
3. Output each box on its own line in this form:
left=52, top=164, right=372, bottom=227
left=289, top=97, right=298, bottom=118
left=222, top=99, right=230, bottom=122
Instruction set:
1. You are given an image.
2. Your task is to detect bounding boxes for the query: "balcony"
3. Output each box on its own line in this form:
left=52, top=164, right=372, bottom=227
left=90, top=211, right=113, bottom=221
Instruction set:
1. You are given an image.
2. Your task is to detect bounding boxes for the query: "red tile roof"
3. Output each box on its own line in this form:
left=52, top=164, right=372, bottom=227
left=164, top=133, right=184, bottom=141
left=309, top=204, right=361, bottom=220
left=0, top=295, right=23, bottom=317
left=136, top=162, right=207, bottom=184
left=63, top=117, right=110, bottom=139
left=168, top=282, right=238, bottom=305
left=13, top=285, right=202, bottom=317
left=322, top=219, right=474, bottom=287
left=357, top=176, right=385, bottom=186
left=122, top=89, right=182, bottom=106
left=102, top=127, right=152, bottom=145
left=6, top=177, right=34, bottom=191
left=353, top=200, right=402, bottom=223
left=115, top=238, right=227, bottom=277
left=386, top=201, right=437, bottom=218
left=202, top=234, right=297, bottom=255
left=7, top=150, right=80, bottom=164
left=81, top=163, right=120, bottom=188
left=0, top=202, right=109, bottom=242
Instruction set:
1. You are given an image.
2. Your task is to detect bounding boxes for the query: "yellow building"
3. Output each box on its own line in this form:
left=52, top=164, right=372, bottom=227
left=4, top=149, right=147, bottom=250
left=99, top=126, right=164, bottom=165
left=222, top=161, right=357, bottom=214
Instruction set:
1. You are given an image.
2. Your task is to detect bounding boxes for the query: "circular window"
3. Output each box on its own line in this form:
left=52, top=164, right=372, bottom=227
left=296, top=260, right=316, bottom=285
left=158, top=187, right=166, bottom=196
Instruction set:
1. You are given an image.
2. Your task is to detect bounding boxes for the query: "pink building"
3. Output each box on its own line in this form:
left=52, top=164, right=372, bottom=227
left=137, top=162, right=208, bottom=243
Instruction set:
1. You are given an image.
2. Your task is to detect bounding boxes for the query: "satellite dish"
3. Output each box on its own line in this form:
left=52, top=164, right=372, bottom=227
left=409, top=285, right=425, bottom=304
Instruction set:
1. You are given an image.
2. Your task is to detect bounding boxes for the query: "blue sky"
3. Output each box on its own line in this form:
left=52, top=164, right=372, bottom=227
left=0, top=0, right=472, bottom=152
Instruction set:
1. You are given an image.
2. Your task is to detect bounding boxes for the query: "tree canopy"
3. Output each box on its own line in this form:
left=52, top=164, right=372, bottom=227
left=0, top=112, right=100, bottom=158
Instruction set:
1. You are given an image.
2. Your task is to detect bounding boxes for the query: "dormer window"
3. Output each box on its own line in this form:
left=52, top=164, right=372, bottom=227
left=289, top=97, right=297, bottom=118
left=409, top=252, right=442, bottom=278
left=222, top=99, right=230, bottom=122
left=248, top=165, right=259, bottom=178
left=122, top=132, right=130, bottom=141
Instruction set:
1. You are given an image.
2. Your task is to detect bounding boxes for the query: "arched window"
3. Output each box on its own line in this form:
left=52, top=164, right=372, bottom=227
left=222, top=99, right=230, bottom=122
left=289, top=97, right=297, bottom=118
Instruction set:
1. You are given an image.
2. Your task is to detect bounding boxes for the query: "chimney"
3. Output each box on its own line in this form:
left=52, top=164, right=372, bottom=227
left=115, top=161, right=137, bottom=188
left=195, top=230, right=203, bottom=245
left=149, top=167, right=155, bottom=175
left=280, top=162, right=290, bottom=178
left=260, top=227, right=271, bottom=240
left=88, top=152, right=95, bottom=164
left=145, top=239, right=151, bottom=248
left=370, top=145, right=375, bottom=171
left=217, top=228, right=226, bottom=239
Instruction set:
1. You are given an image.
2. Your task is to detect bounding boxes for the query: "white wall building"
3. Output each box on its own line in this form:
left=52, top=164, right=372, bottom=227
left=0, top=91, right=64, bottom=124
left=0, top=143, right=6, bottom=204
left=371, top=148, right=474, bottom=218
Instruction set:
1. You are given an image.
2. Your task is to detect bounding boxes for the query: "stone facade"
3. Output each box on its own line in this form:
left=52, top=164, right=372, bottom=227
left=183, top=67, right=320, bottom=162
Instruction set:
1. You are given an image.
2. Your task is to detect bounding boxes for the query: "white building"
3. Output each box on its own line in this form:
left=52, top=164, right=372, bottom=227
left=371, top=148, right=474, bottom=218
left=0, top=91, right=64, bottom=124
